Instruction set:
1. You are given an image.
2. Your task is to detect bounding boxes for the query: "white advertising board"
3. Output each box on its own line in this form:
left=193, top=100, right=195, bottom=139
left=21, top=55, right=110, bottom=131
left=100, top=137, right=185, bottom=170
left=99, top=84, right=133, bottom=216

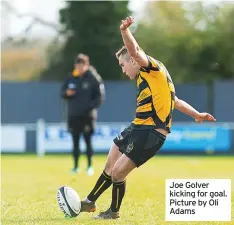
left=1, top=125, right=26, bottom=152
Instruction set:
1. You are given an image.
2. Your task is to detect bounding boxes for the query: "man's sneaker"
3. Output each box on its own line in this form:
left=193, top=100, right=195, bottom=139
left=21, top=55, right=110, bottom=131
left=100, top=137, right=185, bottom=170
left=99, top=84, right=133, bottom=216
left=93, top=208, right=120, bottom=219
left=87, top=167, right=94, bottom=176
left=80, top=200, right=96, bottom=213
left=70, top=168, right=80, bottom=174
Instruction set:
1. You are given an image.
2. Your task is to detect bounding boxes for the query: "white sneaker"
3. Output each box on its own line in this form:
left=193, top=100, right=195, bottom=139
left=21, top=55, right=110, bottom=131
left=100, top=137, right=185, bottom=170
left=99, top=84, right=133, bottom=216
left=87, top=167, right=94, bottom=176
left=70, top=168, right=80, bottom=174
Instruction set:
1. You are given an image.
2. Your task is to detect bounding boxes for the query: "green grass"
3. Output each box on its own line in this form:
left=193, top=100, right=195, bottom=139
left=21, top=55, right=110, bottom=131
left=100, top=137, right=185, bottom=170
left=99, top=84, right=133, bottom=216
left=1, top=155, right=234, bottom=225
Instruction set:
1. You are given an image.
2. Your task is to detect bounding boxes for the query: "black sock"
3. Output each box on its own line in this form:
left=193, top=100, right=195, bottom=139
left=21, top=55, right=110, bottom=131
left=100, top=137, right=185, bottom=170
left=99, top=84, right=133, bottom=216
left=87, top=155, right=92, bottom=168
left=73, top=148, right=80, bottom=169
left=84, top=134, right=93, bottom=168
left=110, top=181, right=126, bottom=212
left=87, top=171, right=112, bottom=202
left=72, top=132, right=80, bottom=169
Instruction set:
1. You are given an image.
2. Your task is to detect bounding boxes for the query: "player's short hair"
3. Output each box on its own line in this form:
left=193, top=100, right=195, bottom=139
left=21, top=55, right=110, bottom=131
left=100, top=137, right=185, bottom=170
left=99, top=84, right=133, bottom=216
left=75, top=53, right=90, bottom=65
left=116, top=46, right=130, bottom=61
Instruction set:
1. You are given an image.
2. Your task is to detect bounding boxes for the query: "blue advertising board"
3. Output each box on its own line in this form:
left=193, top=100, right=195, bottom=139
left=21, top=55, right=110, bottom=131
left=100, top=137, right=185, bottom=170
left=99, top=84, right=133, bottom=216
left=41, top=123, right=231, bottom=153
left=161, top=124, right=231, bottom=152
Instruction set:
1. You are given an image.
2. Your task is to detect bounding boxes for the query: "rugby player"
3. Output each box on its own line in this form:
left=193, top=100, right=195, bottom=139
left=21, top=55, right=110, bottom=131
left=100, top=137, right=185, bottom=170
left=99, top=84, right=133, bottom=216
left=78, top=16, right=216, bottom=219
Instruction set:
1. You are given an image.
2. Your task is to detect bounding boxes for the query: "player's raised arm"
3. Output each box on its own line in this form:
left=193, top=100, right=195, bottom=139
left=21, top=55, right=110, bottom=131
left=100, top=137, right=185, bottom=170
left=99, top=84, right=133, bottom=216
left=120, top=16, right=148, bottom=67
left=175, top=96, right=216, bottom=123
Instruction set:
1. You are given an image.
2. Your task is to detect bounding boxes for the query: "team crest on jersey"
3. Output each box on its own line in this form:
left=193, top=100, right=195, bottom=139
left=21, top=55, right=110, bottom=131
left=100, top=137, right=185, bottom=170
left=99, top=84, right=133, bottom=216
left=82, top=82, right=89, bottom=89
left=126, top=143, right=134, bottom=153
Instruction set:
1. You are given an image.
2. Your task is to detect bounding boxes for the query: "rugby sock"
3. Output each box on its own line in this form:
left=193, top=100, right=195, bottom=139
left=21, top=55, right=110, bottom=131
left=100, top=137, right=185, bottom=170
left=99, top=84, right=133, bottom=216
left=87, top=155, right=92, bottom=168
left=73, top=150, right=80, bottom=169
left=87, top=171, right=112, bottom=202
left=110, top=180, right=126, bottom=212
left=72, top=132, right=80, bottom=169
left=84, top=134, right=93, bottom=168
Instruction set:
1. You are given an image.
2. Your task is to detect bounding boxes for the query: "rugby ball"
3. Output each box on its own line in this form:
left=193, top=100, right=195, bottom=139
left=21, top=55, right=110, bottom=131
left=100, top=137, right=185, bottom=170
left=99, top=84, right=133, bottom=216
left=57, top=186, right=81, bottom=217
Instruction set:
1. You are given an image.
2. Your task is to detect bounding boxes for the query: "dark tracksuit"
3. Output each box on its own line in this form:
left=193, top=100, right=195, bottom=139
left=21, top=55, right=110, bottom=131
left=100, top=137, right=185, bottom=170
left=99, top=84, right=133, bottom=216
left=61, top=68, right=104, bottom=169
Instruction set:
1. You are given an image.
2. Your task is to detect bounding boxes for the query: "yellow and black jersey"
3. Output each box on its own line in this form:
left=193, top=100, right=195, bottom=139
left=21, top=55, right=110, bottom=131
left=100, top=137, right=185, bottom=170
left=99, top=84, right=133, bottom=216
left=132, top=55, right=175, bottom=132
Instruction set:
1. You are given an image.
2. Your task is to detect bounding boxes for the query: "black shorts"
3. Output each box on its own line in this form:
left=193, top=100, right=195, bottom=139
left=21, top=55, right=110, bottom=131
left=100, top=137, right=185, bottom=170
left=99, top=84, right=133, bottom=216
left=68, top=115, right=95, bottom=134
left=113, top=125, right=166, bottom=167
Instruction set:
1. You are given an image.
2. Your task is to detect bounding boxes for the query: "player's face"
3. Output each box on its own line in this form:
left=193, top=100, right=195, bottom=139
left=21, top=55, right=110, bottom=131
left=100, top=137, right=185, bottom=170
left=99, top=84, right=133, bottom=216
left=119, top=56, right=139, bottom=80
left=75, top=62, right=89, bottom=75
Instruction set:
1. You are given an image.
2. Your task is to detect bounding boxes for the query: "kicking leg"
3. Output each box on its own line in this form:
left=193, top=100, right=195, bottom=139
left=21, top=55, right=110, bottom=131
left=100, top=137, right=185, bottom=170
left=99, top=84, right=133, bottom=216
left=94, top=154, right=136, bottom=219
left=80, top=143, right=122, bottom=212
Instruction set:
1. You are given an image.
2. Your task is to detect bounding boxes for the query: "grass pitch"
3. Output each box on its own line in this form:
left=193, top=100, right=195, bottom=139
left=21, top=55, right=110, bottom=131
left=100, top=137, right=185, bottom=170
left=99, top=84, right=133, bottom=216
left=1, top=154, right=234, bottom=225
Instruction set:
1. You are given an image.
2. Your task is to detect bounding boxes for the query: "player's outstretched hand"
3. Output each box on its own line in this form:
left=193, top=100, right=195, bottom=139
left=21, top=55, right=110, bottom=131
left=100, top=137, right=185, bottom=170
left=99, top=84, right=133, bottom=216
left=195, top=113, right=216, bottom=123
left=120, top=16, right=134, bottom=30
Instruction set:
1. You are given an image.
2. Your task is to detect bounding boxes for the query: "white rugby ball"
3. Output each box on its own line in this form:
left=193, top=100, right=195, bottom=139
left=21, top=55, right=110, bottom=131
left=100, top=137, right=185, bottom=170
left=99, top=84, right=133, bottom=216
left=57, top=186, right=81, bottom=217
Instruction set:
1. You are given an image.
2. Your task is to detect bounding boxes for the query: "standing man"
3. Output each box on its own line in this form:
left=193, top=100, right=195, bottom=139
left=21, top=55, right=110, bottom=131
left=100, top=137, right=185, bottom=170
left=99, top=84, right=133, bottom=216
left=61, top=53, right=105, bottom=176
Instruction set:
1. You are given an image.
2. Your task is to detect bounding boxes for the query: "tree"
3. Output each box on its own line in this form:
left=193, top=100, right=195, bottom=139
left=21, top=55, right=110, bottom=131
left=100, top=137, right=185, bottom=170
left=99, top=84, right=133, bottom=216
left=134, top=1, right=234, bottom=84
left=41, top=1, right=130, bottom=80
left=214, top=5, right=234, bottom=79
left=135, top=1, right=195, bottom=83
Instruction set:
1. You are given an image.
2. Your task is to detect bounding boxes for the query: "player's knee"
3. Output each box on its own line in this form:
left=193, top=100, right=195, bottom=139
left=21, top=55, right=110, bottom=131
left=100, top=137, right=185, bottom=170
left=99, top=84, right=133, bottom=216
left=104, top=162, right=112, bottom=175
left=111, top=166, right=124, bottom=182
left=86, top=150, right=93, bottom=157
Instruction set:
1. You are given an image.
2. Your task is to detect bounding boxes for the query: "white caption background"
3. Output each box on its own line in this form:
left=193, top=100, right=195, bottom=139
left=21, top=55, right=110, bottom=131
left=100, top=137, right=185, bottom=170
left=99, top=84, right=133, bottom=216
left=165, top=179, right=231, bottom=221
